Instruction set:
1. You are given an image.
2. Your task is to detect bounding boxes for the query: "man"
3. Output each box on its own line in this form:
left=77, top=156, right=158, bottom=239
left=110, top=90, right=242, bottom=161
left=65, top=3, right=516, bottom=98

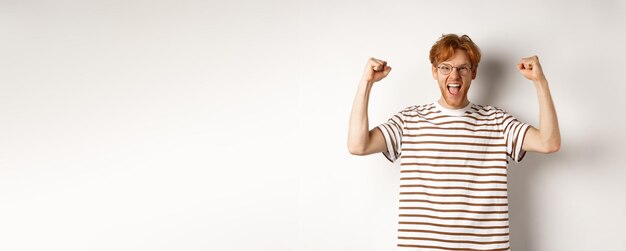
left=347, top=34, right=560, bottom=250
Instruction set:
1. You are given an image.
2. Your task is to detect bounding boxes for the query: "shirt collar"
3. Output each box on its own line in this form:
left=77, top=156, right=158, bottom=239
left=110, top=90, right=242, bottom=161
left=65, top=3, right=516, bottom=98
left=434, top=100, right=472, bottom=116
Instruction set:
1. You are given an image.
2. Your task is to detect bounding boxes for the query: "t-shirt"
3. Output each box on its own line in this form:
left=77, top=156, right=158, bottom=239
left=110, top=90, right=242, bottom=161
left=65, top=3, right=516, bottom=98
left=376, top=101, right=530, bottom=251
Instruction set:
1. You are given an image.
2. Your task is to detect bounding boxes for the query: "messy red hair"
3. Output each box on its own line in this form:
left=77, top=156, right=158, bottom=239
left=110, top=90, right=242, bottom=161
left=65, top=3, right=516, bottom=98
left=429, top=34, right=481, bottom=75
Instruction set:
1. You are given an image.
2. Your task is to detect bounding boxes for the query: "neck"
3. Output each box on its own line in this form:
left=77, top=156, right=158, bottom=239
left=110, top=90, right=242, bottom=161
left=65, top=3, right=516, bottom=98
left=437, top=98, right=470, bottom=109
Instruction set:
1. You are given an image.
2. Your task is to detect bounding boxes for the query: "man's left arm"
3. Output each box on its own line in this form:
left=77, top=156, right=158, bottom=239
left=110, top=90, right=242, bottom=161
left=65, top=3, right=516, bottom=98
left=517, top=55, right=561, bottom=153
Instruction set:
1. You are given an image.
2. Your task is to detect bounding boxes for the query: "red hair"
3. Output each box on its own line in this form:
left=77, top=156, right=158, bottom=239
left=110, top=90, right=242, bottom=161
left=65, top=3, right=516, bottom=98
left=429, top=34, right=481, bottom=74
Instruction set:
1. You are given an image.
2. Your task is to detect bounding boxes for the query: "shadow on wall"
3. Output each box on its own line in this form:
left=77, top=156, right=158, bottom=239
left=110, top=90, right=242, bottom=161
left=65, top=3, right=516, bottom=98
left=508, top=153, right=553, bottom=251
left=472, top=57, right=507, bottom=106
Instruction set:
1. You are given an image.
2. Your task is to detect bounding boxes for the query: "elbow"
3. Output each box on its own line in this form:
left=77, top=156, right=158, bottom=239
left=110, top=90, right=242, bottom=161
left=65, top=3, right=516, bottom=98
left=545, top=144, right=560, bottom=153
left=348, top=143, right=365, bottom=156
left=543, top=139, right=561, bottom=154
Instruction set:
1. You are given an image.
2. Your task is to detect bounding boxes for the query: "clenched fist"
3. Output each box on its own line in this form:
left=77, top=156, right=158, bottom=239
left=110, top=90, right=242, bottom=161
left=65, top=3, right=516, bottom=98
left=517, top=55, right=547, bottom=83
left=361, top=57, right=392, bottom=83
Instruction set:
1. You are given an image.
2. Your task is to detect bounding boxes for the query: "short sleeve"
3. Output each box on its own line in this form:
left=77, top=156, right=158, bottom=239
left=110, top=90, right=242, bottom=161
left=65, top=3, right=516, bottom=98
left=376, top=109, right=405, bottom=163
left=502, top=111, right=531, bottom=163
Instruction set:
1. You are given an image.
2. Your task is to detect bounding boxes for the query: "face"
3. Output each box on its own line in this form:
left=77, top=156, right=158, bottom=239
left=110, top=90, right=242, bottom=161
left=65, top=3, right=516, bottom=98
left=431, top=49, right=476, bottom=109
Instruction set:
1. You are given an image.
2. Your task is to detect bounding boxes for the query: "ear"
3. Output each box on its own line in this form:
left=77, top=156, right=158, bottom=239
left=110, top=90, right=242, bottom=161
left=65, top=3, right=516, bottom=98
left=432, top=65, right=438, bottom=80
left=471, top=68, right=477, bottom=80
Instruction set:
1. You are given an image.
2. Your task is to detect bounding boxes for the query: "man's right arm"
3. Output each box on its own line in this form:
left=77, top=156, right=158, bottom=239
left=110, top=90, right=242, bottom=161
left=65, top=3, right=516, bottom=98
left=347, top=58, right=392, bottom=156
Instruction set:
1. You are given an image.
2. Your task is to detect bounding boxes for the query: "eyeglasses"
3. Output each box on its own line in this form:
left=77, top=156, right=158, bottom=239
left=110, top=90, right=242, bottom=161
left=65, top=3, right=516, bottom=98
left=436, top=63, right=472, bottom=76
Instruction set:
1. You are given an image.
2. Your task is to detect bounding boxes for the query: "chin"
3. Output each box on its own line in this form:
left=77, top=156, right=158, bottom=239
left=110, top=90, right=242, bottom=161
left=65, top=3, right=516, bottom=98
left=440, top=91, right=468, bottom=108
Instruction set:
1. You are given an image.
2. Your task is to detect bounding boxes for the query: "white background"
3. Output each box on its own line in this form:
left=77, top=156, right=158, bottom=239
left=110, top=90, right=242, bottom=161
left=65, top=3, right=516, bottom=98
left=1, top=0, right=625, bottom=250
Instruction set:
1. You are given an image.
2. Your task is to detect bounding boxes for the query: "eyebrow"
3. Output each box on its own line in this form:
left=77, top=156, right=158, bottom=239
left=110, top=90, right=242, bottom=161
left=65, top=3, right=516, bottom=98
left=441, top=63, right=471, bottom=67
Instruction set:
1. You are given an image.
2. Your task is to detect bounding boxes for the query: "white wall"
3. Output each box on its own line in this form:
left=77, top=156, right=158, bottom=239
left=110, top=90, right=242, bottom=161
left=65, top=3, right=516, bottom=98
left=1, top=0, right=625, bottom=251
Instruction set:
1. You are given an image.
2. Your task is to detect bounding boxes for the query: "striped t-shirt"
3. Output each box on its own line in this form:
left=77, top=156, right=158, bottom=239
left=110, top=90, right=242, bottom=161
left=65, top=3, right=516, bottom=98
left=376, top=101, right=530, bottom=251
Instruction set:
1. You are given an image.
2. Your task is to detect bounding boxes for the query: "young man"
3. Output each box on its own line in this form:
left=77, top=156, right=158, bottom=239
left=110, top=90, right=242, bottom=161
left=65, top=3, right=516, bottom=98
left=347, top=34, right=560, bottom=250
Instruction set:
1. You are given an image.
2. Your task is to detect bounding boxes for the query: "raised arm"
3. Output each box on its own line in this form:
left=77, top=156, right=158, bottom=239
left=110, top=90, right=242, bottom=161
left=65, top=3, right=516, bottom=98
left=347, top=58, right=392, bottom=155
left=517, top=55, right=561, bottom=153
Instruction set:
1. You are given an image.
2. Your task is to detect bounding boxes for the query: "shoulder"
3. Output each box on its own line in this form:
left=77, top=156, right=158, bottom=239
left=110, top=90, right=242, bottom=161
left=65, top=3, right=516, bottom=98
left=472, top=104, right=507, bottom=114
left=473, top=103, right=502, bottom=112
left=467, top=104, right=511, bottom=120
left=402, top=103, right=436, bottom=115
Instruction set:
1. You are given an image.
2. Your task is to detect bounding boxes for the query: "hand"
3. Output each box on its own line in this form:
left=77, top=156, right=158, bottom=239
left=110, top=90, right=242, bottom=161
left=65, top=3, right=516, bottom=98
left=361, top=57, right=392, bottom=84
left=517, top=55, right=547, bottom=83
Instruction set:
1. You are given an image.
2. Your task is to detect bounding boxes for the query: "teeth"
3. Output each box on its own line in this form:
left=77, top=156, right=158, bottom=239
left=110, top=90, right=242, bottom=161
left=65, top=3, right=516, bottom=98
left=447, top=84, right=461, bottom=88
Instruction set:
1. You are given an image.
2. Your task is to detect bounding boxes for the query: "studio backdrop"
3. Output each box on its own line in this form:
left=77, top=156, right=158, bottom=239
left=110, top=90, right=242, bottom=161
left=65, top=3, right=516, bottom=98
left=1, top=0, right=625, bottom=251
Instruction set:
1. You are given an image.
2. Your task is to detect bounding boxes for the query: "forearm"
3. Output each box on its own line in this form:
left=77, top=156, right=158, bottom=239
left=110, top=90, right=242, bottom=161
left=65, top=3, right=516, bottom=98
left=348, top=79, right=374, bottom=153
left=534, top=79, right=561, bottom=150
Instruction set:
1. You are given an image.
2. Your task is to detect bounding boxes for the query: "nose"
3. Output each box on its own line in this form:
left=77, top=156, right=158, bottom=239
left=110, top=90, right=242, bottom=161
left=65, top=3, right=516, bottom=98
left=449, top=67, right=461, bottom=78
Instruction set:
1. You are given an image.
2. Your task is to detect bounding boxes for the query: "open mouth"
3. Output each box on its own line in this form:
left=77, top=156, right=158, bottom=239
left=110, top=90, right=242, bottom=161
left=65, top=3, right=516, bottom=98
left=447, top=83, right=461, bottom=96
